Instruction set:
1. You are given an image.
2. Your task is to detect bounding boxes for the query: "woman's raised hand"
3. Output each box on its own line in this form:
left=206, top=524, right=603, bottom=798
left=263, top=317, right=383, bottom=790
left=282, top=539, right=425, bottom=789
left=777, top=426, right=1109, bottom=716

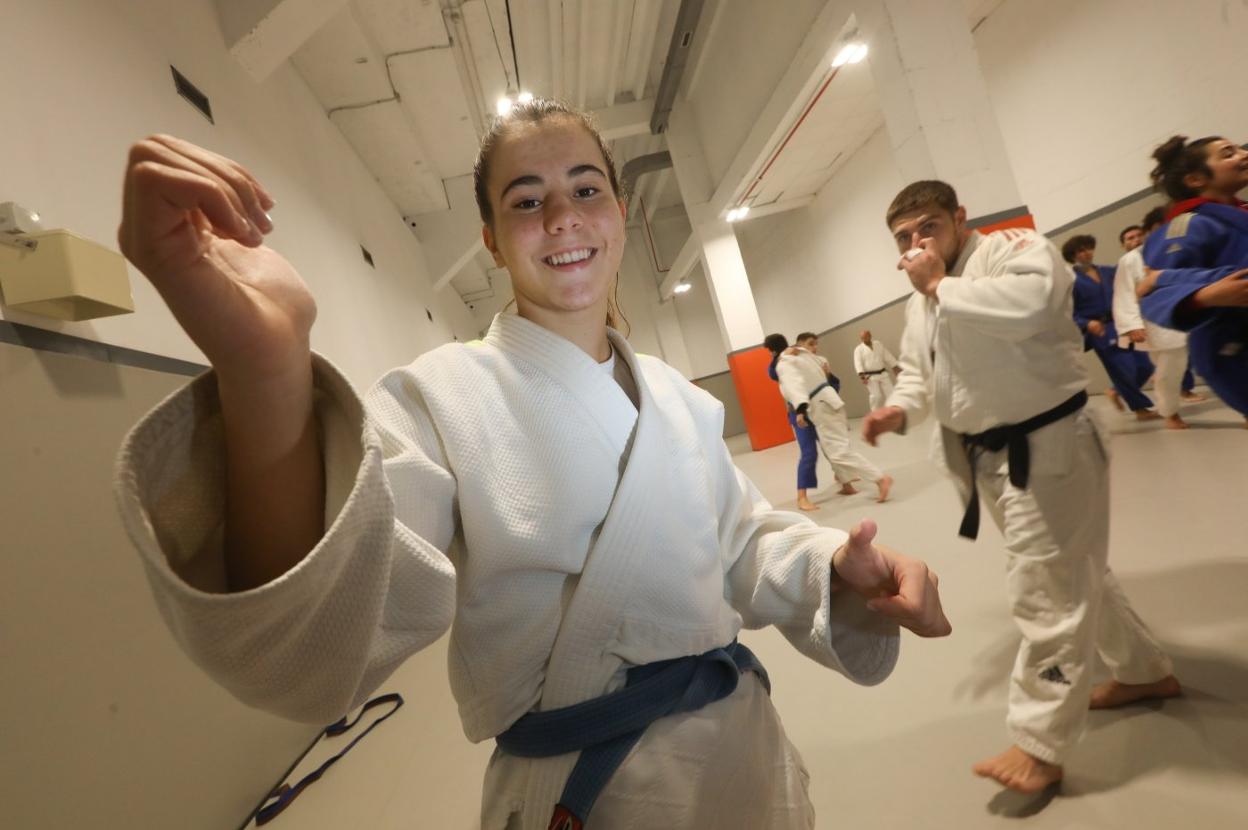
left=119, top=135, right=316, bottom=386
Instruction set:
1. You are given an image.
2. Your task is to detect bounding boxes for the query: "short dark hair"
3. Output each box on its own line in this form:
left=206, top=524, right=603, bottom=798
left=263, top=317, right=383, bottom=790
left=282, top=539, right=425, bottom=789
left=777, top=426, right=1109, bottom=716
left=1150, top=135, right=1222, bottom=201
left=1141, top=206, right=1166, bottom=232
left=886, top=180, right=959, bottom=229
left=1119, top=224, right=1142, bottom=244
left=1060, top=234, right=1096, bottom=264
left=795, top=331, right=818, bottom=343
left=764, top=333, right=789, bottom=354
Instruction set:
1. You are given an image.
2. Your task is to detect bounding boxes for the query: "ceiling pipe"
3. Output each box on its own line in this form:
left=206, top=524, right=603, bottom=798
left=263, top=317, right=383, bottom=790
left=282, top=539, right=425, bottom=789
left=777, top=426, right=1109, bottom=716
left=648, top=0, right=704, bottom=134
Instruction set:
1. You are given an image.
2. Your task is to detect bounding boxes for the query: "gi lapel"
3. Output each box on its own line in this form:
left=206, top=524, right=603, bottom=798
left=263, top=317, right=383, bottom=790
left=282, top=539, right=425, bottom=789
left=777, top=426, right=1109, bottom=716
left=519, top=327, right=665, bottom=828
left=484, top=313, right=638, bottom=460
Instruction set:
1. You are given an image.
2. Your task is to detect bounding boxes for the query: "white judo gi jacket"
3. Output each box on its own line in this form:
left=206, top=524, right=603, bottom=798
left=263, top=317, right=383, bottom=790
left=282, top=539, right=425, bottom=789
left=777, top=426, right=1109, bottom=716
left=852, top=341, right=897, bottom=375
left=115, top=312, right=899, bottom=829
left=775, top=347, right=843, bottom=411
left=1112, top=247, right=1187, bottom=351
left=887, top=229, right=1096, bottom=478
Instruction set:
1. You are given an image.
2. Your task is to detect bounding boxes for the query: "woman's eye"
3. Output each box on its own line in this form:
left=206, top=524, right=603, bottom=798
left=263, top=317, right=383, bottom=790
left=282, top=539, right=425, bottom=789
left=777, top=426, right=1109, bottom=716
left=575, top=186, right=600, bottom=198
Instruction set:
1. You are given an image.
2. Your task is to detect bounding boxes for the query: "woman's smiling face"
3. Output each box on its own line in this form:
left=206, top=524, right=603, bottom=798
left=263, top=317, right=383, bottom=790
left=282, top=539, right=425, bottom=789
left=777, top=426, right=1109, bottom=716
left=482, top=118, right=627, bottom=320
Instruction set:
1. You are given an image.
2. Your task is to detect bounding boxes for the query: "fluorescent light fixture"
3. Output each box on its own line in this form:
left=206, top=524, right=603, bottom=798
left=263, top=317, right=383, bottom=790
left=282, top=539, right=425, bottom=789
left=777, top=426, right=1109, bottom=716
left=726, top=206, right=750, bottom=222
left=517, top=91, right=534, bottom=103
left=832, top=41, right=868, bottom=67
left=673, top=282, right=692, bottom=294
left=496, top=96, right=513, bottom=116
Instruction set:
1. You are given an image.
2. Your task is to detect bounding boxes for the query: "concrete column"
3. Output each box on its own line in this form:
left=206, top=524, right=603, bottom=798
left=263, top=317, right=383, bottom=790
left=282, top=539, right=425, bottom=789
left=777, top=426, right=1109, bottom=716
left=857, top=0, right=1030, bottom=227
left=666, top=106, right=791, bottom=450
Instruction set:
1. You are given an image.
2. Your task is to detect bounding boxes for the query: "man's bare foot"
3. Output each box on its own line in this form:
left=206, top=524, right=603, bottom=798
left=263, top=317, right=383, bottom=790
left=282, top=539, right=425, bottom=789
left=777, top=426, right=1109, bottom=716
left=1181, top=390, right=1206, bottom=403
left=1163, top=414, right=1189, bottom=430
left=1089, top=674, right=1182, bottom=709
left=1106, top=389, right=1125, bottom=411
left=798, top=496, right=820, bottom=511
left=837, top=483, right=858, bottom=495
left=1135, top=408, right=1162, bottom=421
left=875, top=475, right=893, bottom=503
left=972, top=746, right=1063, bottom=793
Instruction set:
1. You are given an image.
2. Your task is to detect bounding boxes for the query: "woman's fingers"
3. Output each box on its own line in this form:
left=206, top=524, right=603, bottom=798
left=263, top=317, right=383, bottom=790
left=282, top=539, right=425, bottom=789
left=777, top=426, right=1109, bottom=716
left=143, top=135, right=270, bottom=237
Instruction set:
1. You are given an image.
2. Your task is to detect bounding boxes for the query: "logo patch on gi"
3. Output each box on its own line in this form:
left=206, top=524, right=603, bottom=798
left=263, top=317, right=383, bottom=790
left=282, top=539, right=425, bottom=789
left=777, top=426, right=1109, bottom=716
left=1165, top=213, right=1192, bottom=238
left=1039, top=665, right=1071, bottom=685
left=1165, top=242, right=1183, bottom=254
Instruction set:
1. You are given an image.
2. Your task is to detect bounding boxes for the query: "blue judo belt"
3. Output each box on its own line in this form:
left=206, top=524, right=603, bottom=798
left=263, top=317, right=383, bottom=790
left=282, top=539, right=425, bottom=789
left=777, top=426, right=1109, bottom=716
left=495, top=641, right=769, bottom=830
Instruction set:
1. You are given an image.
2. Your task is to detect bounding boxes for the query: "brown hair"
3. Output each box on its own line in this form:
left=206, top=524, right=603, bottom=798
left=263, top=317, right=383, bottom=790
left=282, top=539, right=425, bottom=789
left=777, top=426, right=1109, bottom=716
left=472, top=99, right=629, bottom=334
left=885, top=180, right=959, bottom=229
left=1061, top=234, right=1096, bottom=264
left=1150, top=135, right=1222, bottom=201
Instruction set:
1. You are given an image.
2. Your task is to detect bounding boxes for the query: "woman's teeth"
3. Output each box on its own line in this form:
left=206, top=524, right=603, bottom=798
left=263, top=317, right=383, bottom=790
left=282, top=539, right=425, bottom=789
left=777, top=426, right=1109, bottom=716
left=545, top=248, right=593, bottom=266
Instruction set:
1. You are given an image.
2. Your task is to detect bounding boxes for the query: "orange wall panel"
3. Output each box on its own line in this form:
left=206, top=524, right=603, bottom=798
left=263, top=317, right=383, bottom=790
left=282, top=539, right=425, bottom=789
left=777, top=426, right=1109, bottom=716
left=727, top=347, right=794, bottom=451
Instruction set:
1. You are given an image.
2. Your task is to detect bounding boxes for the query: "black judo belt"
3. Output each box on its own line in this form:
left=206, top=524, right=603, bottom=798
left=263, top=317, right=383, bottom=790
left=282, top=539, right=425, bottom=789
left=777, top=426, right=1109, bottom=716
left=957, top=391, right=1088, bottom=540
left=861, top=369, right=887, bottom=375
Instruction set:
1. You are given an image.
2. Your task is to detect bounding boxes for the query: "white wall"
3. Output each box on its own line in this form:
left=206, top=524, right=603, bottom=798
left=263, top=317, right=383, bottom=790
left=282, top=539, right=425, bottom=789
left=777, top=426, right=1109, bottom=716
left=726, top=0, right=1248, bottom=342
left=0, top=0, right=477, bottom=390
left=975, top=0, right=1248, bottom=233
left=736, top=127, right=909, bottom=341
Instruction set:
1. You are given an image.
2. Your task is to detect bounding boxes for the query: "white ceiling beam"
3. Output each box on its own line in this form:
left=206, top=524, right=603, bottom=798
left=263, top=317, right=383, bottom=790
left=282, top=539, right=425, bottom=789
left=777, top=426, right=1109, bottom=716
left=735, top=195, right=815, bottom=220
left=576, top=0, right=590, bottom=109
left=547, top=0, right=564, bottom=99
left=215, top=0, right=350, bottom=82
left=604, top=0, right=632, bottom=106
left=705, top=7, right=854, bottom=219
left=658, top=233, right=699, bottom=298
left=629, top=0, right=660, bottom=102
left=591, top=97, right=656, bottom=141
left=434, top=238, right=487, bottom=291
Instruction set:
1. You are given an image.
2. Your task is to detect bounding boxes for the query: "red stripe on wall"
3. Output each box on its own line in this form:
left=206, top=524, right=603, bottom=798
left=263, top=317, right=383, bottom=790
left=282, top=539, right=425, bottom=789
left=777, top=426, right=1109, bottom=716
left=975, top=213, right=1035, bottom=233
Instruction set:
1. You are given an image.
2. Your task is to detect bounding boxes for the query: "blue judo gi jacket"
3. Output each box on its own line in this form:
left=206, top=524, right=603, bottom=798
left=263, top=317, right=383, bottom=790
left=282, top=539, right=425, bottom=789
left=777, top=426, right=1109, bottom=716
left=1141, top=199, right=1248, bottom=415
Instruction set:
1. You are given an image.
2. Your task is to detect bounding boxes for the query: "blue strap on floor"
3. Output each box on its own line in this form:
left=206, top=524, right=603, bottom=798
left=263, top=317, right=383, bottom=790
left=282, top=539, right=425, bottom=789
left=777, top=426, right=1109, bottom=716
left=253, top=692, right=404, bottom=826
left=496, top=642, right=768, bottom=829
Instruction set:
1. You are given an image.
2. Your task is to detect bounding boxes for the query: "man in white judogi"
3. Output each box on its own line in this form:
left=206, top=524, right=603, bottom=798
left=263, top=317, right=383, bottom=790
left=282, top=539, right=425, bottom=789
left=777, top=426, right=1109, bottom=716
left=853, top=330, right=899, bottom=410
left=864, top=180, right=1179, bottom=795
left=1113, top=210, right=1204, bottom=429
left=777, top=342, right=893, bottom=502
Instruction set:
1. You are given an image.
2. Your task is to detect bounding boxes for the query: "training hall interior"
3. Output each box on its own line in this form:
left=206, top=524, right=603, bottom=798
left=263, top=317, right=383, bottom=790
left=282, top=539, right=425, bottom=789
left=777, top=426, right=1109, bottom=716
left=2, top=0, right=1246, bottom=827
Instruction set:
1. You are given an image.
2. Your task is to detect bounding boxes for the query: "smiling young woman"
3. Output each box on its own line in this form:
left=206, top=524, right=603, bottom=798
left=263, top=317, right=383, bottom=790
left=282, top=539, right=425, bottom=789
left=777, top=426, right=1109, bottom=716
left=113, top=99, right=951, bottom=830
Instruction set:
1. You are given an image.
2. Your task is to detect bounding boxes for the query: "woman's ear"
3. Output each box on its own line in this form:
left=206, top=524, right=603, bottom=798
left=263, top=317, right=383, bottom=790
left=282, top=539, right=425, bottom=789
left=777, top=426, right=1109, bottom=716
left=617, top=198, right=627, bottom=222
left=482, top=224, right=506, bottom=268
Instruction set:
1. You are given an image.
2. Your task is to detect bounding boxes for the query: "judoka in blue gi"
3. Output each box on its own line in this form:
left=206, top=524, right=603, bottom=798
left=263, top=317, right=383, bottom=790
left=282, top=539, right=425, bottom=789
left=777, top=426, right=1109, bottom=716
left=1063, top=234, right=1160, bottom=420
left=1139, top=135, right=1248, bottom=421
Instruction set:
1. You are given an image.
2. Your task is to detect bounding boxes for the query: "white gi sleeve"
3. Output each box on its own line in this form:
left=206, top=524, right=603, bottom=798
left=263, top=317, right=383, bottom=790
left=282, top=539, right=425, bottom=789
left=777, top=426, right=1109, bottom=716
left=697, top=424, right=898, bottom=685
left=885, top=293, right=933, bottom=429
left=853, top=345, right=866, bottom=374
left=935, top=231, right=1070, bottom=342
left=114, top=354, right=457, bottom=725
left=1112, top=254, right=1146, bottom=337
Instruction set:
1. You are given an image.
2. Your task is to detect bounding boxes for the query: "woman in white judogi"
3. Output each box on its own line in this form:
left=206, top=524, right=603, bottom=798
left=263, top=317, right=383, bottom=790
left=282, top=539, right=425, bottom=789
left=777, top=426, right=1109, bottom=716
left=1113, top=212, right=1197, bottom=429
left=113, top=105, right=950, bottom=830
left=775, top=344, right=893, bottom=502
left=852, top=330, right=898, bottom=410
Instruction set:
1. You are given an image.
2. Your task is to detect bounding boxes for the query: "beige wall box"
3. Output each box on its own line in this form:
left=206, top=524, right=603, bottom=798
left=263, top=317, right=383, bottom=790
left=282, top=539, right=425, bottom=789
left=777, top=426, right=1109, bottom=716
left=0, top=229, right=135, bottom=321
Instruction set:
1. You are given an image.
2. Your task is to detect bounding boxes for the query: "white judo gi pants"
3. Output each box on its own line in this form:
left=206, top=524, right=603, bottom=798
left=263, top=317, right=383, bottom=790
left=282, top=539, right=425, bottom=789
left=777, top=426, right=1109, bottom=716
left=809, top=400, right=883, bottom=486
left=961, top=411, right=1172, bottom=764
left=1150, top=345, right=1189, bottom=418
left=864, top=372, right=895, bottom=411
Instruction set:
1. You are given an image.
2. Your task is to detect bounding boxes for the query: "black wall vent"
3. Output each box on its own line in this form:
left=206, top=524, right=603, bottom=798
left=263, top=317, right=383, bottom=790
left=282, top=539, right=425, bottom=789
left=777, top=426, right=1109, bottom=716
left=361, top=245, right=375, bottom=267
left=171, top=66, right=213, bottom=124
left=426, top=308, right=433, bottom=322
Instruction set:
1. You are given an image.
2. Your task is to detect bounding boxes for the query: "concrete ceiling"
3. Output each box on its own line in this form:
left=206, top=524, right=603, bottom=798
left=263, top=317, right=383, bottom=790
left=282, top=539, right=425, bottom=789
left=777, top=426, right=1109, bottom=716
left=224, top=0, right=1010, bottom=304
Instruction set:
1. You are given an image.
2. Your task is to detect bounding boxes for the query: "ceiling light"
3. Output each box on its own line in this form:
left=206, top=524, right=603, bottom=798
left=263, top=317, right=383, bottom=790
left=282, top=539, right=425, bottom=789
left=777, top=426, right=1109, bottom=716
left=726, top=206, right=750, bottom=222
left=832, top=41, right=868, bottom=67
left=517, top=91, right=534, bottom=103
left=673, top=282, right=692, bottom=294
left=496, top=96, right=513, bottom=116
